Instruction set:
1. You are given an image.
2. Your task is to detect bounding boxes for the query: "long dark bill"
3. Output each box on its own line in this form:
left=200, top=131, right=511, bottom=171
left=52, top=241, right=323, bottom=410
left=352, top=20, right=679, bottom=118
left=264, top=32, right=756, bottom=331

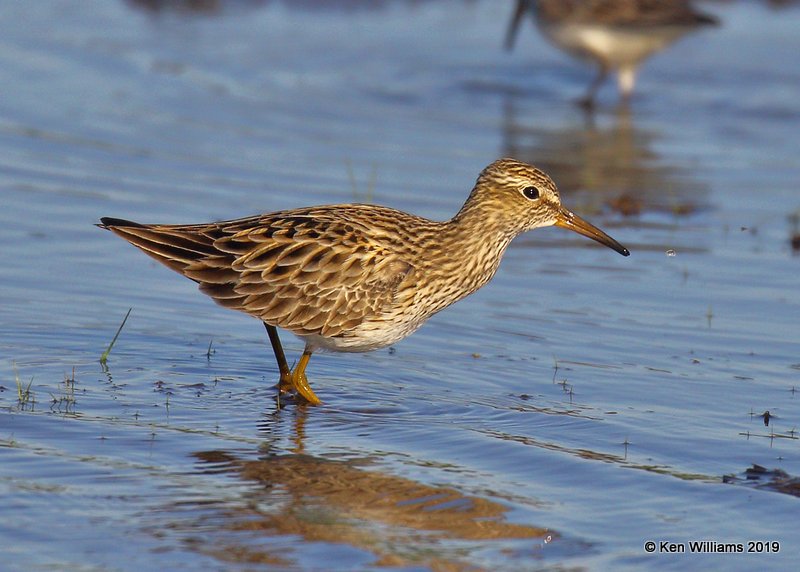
left=555, top=207, right=630, bottom=256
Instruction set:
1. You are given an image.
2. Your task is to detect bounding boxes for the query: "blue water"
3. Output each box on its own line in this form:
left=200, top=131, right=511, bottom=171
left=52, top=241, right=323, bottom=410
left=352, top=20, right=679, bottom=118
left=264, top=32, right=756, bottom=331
left=1, top=1, right=799, bottom=570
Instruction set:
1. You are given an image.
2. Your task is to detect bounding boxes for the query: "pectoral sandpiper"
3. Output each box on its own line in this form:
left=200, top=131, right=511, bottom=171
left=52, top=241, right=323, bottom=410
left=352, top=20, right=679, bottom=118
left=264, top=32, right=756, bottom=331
left=505, top=0, right=718, bottom=107
left=99, top=158, right=629, bottom=405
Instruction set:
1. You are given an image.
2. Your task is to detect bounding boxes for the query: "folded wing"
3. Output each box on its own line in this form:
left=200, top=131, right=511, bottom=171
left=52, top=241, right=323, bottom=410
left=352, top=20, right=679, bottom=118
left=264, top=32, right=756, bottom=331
left=100, top=209, right=414, bottom=338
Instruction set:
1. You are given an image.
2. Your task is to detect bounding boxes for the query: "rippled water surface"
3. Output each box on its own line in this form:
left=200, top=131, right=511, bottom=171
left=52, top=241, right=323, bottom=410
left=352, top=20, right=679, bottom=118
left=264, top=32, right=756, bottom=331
left=1, top=1, right=799, bottom=570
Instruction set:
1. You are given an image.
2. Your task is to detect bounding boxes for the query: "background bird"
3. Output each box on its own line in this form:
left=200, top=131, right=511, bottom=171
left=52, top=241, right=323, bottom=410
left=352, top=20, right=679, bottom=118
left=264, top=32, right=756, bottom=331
left=505, top=0, right=718, bottom=107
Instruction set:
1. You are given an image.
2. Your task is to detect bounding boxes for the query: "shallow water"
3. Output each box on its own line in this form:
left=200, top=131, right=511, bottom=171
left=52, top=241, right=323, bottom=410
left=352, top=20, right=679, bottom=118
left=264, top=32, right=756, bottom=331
left=1, top=0, right=799, bottom=570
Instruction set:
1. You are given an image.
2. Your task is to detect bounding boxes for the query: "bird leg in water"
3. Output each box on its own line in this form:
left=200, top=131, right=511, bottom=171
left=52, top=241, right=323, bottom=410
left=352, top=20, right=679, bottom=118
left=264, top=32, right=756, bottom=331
left=291, top=348, right=321, bottom=405
left=579, top=62, right=609, bottom=109
left=264, top=322, right=294, bottom=391
left=264, top=323, right=322, bottom=405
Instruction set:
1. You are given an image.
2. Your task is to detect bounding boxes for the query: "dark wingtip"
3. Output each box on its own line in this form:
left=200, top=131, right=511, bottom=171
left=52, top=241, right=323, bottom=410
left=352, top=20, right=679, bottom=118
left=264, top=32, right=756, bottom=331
left=98, top=217, right=143, bottom=229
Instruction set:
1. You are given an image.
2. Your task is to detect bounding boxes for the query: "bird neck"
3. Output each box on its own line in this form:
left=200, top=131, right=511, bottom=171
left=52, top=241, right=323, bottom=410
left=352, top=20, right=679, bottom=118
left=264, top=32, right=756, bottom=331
left=450, top=187, right=518, bottom=247
left=390, top=191, right=517, bottom=321
left=435, top=193, right=517, bottom=296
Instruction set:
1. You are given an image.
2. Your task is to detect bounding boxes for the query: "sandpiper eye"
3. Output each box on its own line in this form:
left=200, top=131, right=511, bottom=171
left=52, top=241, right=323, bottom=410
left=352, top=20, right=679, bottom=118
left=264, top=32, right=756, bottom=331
left=522, top=186, right=540, bottom=200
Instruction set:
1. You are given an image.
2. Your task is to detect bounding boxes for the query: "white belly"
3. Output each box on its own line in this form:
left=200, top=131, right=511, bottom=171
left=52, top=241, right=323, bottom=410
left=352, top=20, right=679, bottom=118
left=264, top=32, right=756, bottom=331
left=544, top=23, right=686, bottom=67
left=298, top=319, right=425, bottom=353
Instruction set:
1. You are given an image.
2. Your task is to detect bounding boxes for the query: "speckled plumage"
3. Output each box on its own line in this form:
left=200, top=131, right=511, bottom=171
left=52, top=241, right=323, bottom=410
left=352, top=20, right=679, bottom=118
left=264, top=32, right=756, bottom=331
left=99, top=158, right=628, bottom=405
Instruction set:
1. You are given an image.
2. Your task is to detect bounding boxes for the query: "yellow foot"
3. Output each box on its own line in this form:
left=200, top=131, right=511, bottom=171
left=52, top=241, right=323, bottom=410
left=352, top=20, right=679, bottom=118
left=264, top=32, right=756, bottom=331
left=291, top=369, right=322, bottom=406
left=277, top=370, right=294, bottom=394
left=272, top=349, right=321, bottom=406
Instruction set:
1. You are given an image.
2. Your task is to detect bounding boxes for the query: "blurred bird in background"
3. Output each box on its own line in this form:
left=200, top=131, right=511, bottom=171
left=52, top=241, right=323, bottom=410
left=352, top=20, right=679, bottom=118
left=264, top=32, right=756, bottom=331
left=505, top=0, right=718, bottom=108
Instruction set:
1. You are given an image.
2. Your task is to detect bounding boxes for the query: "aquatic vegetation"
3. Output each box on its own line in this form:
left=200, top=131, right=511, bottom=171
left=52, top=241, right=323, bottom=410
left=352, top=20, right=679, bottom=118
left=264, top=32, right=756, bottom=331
left=13, top=362, right=35, bottom=409
left=100, top=308, right=132, bottom=366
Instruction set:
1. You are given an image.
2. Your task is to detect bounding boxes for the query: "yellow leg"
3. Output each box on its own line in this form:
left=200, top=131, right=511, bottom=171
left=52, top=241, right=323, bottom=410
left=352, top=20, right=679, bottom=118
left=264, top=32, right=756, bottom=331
left=264, top=323, right=293, bottom=392
left=291, top=348, right=322, bottom=406
left=264, top=324, right=321, bottom=405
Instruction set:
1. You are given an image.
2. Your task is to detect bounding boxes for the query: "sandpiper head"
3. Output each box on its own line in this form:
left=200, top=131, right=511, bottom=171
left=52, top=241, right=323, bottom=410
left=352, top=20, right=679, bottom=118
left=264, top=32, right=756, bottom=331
left=473, top=158, right=630, bottom=256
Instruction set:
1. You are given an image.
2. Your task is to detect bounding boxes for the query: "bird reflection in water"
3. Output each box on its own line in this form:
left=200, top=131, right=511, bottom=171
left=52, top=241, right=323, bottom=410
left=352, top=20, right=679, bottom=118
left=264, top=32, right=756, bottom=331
left=502, top=99, right=710, bottom=222
left=174, top=411, right=553, bottom=568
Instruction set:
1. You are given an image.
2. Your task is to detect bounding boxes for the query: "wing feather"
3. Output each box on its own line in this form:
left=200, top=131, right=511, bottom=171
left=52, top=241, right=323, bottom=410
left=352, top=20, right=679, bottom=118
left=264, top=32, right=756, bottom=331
left=100, top=208, right=414, bottom=338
